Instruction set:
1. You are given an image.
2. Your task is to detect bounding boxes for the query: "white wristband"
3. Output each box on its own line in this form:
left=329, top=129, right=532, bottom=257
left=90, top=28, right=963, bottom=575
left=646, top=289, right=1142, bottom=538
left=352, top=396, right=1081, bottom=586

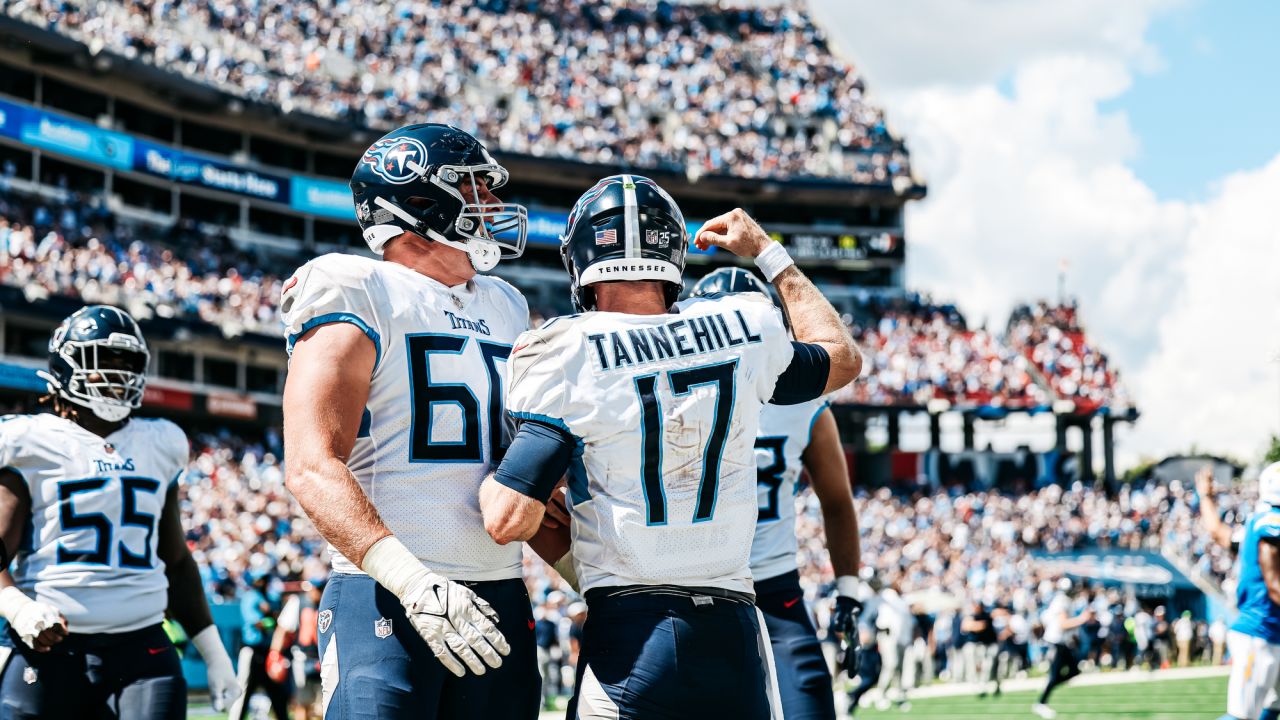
left=836, top=575, right=862, bottom=599
left=754, top=242, right=794, bottom=282
left=0, top=586, right=32, bottom=622
left=361, top=536, right=430, bottom=599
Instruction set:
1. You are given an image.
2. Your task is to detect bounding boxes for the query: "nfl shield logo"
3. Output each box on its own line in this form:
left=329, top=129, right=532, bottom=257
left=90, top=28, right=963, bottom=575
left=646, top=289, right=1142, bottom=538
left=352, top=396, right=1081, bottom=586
left=374, top=617, right=393, bottom=639
left=317, top=609, right=332, bottom=634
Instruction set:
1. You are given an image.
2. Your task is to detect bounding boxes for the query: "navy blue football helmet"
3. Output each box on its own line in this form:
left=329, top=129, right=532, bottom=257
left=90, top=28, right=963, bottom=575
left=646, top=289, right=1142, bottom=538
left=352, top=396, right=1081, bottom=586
left=40, top=305, right=149, bottom=422
left=560, top=175, right=687, bottom=311
left=350, top=124, right=527, bottom=271
left=690, top=267, right=770, bottom=298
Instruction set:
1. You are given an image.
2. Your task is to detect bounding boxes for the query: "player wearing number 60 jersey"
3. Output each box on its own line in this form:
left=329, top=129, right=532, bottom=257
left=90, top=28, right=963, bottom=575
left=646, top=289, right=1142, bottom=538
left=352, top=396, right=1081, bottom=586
left=480, top=176, right=862, bottom=719
left=282, top=124, right=548, bottom=720
left=0, top=305, right=238, bottom=719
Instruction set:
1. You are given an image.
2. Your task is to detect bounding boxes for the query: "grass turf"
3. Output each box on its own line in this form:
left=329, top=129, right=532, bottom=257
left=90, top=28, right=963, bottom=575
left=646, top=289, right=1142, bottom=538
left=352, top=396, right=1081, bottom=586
left=855, top=673, right=1228, bottom=720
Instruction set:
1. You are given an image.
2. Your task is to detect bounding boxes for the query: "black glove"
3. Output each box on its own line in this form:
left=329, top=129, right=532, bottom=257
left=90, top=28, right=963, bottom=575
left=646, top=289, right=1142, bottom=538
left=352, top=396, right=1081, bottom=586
left=832, top=595, right=862, bottom=677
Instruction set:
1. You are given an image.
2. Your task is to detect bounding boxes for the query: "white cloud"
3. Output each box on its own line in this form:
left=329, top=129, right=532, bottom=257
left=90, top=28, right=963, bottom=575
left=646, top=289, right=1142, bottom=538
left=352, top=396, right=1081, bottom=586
left=809, top=0, right=1280, bottom=463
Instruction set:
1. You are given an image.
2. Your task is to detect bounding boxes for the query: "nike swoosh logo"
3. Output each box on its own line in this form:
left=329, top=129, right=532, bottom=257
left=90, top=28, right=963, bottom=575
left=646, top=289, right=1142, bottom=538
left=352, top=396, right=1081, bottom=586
left=783, top=597, right=802, bottom=608
left=148, top=647, right=169, bottom=655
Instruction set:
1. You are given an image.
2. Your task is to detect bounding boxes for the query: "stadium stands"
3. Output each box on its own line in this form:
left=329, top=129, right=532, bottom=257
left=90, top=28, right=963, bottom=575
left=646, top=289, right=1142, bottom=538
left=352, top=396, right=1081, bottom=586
left=3, top=0, right=912, bottom=183
left=0, top=182, right=285, bottom=337
left=1007, top=300, right=1131, bottom=412
left=1, top=182, right=1134, bottom=411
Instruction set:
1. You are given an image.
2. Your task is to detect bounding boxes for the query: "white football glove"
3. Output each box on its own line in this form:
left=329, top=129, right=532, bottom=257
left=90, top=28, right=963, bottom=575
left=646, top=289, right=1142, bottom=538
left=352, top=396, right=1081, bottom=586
left=362, top=536, right=510, bottom=677
left=192, top=625, right=241, bottom=712
left=0, top=586, right=65, bottom=650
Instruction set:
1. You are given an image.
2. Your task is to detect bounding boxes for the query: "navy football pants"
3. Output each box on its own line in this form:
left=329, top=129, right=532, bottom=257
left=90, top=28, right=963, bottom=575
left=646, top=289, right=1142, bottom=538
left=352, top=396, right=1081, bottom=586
left=317, top=573, right=539, bottom=720
left=0, top=623, right=185, bottom=719
left=568, top=587, right=771, bottom=720
left=756, top=571, right=836, bottom=720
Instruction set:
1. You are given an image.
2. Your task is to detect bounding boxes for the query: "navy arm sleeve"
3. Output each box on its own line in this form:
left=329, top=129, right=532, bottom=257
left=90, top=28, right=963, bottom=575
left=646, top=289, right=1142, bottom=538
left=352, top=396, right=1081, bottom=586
left=492, top=420, right=576, bottom=503
left=770, top=341, right=831, bottom=405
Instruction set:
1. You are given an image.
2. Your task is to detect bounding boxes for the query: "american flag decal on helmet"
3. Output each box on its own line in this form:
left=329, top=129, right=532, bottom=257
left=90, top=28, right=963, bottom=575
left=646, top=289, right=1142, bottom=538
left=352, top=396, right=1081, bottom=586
left=595, top=228, right=617, bottom=245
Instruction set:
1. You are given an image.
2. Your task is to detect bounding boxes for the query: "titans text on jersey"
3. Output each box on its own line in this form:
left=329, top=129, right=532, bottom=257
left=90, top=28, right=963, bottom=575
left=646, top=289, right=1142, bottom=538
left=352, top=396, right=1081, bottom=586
left=281, top=252, right=529, bottom=580
left=0, top=413, right=187, bottom=634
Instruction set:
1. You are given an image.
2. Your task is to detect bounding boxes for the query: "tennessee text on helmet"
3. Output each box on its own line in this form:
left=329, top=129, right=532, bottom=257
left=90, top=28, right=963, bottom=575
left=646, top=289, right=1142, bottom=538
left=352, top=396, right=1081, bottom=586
left=559, top=175, right=687, bottom=311
left=350, top=124, right=527, bottom=271
left=38, top=305, right=149, bottom=423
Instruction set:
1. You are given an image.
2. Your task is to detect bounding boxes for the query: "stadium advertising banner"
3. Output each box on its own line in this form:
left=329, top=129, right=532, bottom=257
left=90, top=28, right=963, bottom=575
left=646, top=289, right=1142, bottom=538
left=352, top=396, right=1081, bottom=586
left=771, top=229, right=904, bottom=262
left=0, top=361, right=46, bottom=393
left=290, top=176, right=353, bottom=220
left=133, top=139, right=288, bottom=203
left=0, top=97, right=134, bottom=170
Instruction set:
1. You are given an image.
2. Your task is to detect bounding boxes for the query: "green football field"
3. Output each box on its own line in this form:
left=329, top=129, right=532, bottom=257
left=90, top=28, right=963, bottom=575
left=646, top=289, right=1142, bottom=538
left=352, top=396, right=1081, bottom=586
left=856, top=673, right=1228, bottom=720
left=189, top=671, right=1230, bottom=718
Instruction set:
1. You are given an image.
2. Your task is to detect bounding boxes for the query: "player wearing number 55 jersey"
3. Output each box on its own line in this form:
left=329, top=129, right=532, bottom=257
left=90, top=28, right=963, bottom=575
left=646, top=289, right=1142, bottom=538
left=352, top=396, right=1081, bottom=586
left=282, top=124, right=549, bottom=720
left=0, top=305, right=238, bottom=719
left=480, top=176, right=862, bottom=719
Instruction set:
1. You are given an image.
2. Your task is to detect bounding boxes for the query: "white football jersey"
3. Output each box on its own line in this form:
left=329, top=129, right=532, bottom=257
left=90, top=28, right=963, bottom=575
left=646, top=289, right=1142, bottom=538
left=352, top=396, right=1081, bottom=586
left=506, top=293, right=795, bottom=594
left=0, top=413, right=186, bottom=634
left=281, top=253, right=529, bottom=580
left=749, top=398, right=829, bottom=582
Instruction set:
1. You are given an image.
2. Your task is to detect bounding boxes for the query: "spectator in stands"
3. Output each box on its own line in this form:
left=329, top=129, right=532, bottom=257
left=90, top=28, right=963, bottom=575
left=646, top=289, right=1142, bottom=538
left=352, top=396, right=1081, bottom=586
left=6, top=0, right=914, bottom=185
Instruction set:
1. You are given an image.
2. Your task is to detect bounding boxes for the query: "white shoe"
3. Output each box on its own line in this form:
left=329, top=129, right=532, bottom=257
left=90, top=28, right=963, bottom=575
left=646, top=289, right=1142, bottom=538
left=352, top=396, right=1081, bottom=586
left=1032, top=703, right=1057, bottom=719
left=876, top=699, right=891, bottom=711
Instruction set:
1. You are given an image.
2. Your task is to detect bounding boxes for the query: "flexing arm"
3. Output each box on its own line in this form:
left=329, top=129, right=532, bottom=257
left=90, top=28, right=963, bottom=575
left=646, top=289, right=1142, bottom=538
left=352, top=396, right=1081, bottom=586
left=0, top=470, right=67, bottom=651
left=157, top=484, right=240, bottom=709
left=804, top=408, right=858, bottom=581
left=1195, top=466, right=1235, bottom=551
left=1261, top=539, right=1280, bottom=606
left=695, top=208, right=861, bottom=392
left=284, top=322, right=387, bottom=563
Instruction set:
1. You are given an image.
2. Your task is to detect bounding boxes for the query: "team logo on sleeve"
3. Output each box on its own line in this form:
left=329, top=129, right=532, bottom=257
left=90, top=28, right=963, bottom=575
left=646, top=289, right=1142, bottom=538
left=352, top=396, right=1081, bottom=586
left=360, top=137, right=428, bottom=185
left=374, top=617, right=393, bottom=638
left=318, top=609, right=332, bottom=634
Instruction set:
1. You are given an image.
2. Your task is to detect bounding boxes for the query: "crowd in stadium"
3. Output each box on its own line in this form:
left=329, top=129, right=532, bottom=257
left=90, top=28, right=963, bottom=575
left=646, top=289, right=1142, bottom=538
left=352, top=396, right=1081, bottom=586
left=833, top=293, right=1051, bottom=409
left=3, top=0, right=911, bottom=183
left=0, top=184, right=1135, bottom=416
left=0, top=183, right=284, bottom=336
left=175, top=424, right=1244, bottom=701
left=1007, top=301, right=1131, bottom=412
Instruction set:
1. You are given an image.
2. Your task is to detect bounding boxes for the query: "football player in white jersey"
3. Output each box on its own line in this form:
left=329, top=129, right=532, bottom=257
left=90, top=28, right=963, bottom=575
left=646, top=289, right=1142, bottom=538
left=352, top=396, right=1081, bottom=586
left=692, top=267, right=862, bottom=720
left=0, top=305, right=239, bottom=718
left=282, top=123, right=553, bottom=720
left=479, top=176, right=862, bottom=719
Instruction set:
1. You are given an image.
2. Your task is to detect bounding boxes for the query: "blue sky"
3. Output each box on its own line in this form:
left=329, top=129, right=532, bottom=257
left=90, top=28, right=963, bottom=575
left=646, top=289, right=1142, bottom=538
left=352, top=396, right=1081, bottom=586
left=1107, top=0, right=1280, bottom=200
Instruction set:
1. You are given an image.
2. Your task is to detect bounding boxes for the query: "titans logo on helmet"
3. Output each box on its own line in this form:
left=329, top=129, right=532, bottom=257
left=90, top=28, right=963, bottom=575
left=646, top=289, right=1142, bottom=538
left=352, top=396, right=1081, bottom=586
left=361, top=137, right=429, bottom=185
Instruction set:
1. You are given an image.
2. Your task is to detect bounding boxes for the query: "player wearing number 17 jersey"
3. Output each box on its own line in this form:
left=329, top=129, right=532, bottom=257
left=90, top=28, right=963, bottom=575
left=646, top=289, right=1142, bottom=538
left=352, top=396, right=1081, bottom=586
left=282, top=124, right=546, bottom=719
left=480, top=176, right=862, bottom=719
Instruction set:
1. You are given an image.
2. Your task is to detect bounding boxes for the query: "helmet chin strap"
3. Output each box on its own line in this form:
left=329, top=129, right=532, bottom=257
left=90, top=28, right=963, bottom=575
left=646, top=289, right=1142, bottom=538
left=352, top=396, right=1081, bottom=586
left=372, top=196, right=502, bottom=272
